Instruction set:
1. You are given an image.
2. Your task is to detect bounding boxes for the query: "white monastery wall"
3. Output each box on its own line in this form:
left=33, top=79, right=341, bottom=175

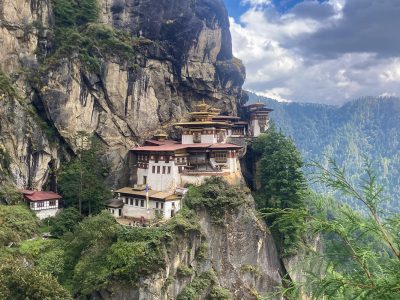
left=34, top=208, right=59, bottom=220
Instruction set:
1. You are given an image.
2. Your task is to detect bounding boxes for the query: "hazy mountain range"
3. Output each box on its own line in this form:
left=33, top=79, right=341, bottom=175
left=247, top=92, right=400, bottom=210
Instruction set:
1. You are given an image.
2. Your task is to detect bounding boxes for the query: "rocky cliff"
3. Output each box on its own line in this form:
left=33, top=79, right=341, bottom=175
left=0, top=0, right=246, bottom=189
left=96, top=198, right=282, bottom=300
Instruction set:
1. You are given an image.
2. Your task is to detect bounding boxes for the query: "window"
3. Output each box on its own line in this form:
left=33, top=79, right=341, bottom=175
left=152, top=166, right=155, bottom=173
left=165, top=156, right=170, bottom=163
left=140, top=200, right=145, bottom=207
left=125, top=198, right=128, bottom=204
left=37, top=202, right=44, bottom=208
left=143, top=176, right=147, bottom=184
left=162, top=166, right=166, bottom=174
left=156, top=202, right=159, bottom=209
left=167, top=166, right=171, bottom=174
left=172, top=202, right=175, bottom=207
left=193, top=132, right=201, bottom=143
left=49, top=200, right=57, bottom=206
left=130, top=198, right=133, bottom=206
left=135, top=199, right=139, bottom=206
left=215, top=152, right=227, bottom=162
left=161, top=203, right=164, bottom=209
left=157, top=166, right=161, bottom=174
left=155, top=155, right=159, bottom=163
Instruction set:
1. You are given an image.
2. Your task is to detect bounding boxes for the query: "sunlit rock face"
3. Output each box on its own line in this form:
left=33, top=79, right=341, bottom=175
left=0, top=0, right=246, bottom=188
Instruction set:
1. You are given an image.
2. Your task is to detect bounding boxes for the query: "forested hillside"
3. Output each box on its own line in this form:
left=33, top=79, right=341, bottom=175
left=247, top=92, right=400, bottom=210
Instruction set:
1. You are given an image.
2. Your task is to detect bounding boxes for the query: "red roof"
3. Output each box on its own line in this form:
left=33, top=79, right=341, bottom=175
left=21, top=190, right=62, bottom=202
left=132, top=143, right=242, bottom=152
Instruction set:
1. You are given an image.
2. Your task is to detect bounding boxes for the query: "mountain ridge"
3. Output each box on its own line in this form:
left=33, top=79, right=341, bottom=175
left=247, top=92, right=400, bottom=210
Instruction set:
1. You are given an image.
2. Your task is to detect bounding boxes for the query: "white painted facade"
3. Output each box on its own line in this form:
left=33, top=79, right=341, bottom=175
left=137, top=159, right=181, bottom=192
left=29, top=200, right=59, bottom=220
left=119, top=195, right=181, bottom=220
left=107, top=207, right=122, bottom=218
left=251, top=119, right=262, bottom=137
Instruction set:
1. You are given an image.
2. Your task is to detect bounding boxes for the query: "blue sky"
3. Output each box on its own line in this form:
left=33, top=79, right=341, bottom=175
left=225, top=0, right=305, bottom=20
left=223, top=0, right=400, bottom=104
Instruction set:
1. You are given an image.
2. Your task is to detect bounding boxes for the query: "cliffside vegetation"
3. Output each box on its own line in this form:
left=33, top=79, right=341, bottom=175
left=58, top=135, right=112, bottom=215
left=271, top=160, right=400, bottom=300
left=185, top=177, right=249, bottom=225
left=0, top=205, right=39, bottom=247
left=0, top=70, right=18, bottom=100
left=253, top=126, right=308, bottom=256
left=49, top=0, right=142, bottom=72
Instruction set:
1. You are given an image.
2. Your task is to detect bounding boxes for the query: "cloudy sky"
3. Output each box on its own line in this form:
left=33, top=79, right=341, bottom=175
left=224, top=0, right=400, bottom=104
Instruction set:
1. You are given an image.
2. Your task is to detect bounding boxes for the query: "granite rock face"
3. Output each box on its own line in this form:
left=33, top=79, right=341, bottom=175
left=0, top=0, right=64, bottom=189
left=95, top=198, right=282, bottom=300
left=0, top=0, right=246, bottom=188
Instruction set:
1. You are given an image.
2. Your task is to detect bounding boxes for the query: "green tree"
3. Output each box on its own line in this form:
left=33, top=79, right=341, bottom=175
left=271, top=160, right=400, bottom=300
left=255, top=126, right=307, bottom=255
left=0, top=205, right=39, bottom=246
left=0, top=259, right=72, bottom=300
left=58, top=135, right=112, bottom=215
left=49, top=207, right=82, bottom=237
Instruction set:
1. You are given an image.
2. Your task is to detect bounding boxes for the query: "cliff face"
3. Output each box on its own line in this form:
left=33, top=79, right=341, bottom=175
left=96, top=199, right=282, bottom=300
left=0, top=0, right=246, bottom=188
left=0, top=0, right=63, bottom=188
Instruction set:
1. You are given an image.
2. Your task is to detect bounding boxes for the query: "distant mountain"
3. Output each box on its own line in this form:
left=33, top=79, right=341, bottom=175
left=247, top=92, right=400, bottom=211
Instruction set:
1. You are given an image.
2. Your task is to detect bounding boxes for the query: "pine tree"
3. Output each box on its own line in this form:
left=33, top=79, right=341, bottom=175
left=58, top=135, right=112, bottom=215
left=271, top=160, right=400, bottom=300
left=255, top=125, right=308, bottom=255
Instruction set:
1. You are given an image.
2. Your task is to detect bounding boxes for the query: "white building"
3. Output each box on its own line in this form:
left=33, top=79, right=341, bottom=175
left=108, top=101, right=272, bottom=223
left=21, top=190, right=61, bottom=220
left=245, top=103, right=273, bottom=137
left=106, top=187, right=182, bottom=224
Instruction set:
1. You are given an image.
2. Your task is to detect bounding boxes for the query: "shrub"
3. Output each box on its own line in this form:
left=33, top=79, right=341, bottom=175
left=0, top=205, right=39, bottom=246
left=177, top=270, right=217, bottom=300
left=177, top=265, right=194, bottom=277
left=0, top=259, right=72, bottom=300
left=210, top=286, right=233, bottom=300
left=49, top=207, right=82, bottom=237
left=0, top=183, right=23, bottom=204
left=0, top=70, right=18, bottom=100
left=185, top=177, right=248, bottom=225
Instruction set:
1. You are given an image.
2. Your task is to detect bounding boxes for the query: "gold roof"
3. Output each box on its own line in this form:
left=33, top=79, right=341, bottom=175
left=174, top=121, right=232, bottom=127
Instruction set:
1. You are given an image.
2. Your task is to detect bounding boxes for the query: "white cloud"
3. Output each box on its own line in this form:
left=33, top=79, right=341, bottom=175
left=229, top=0, right=400, bottom=104
left=241, top=0, right=271, bottom=7
left=256, top=88, right=293, bottom=103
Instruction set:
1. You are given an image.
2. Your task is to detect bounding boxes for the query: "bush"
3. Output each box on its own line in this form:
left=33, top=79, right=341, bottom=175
left=177, top=270, right=217, bottom=300
left=50, top=0, right=138, bottom=73
left=49, top=207, right=82, bottom=237
left=177, top=265, right=194, bottom=277
left=0, top=70, right=18, bottom=100
left=0, top=259, right=72, bottom=300
left=0, top=183, right=23, bottom=204
left=0, top=205, right=39, bottom=246
left=185, top=177, right=248, bottom=225
left=210, top=286, right=233, bottom=300
left=165, top=208, right=201, bottom=234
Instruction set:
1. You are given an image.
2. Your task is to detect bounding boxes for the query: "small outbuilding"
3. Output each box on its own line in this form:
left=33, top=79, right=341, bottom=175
left=21, top=190, right=61, bottom=220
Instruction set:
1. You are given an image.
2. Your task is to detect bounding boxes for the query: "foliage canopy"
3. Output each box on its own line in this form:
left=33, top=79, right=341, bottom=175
left=270, top=160, right=400, bottom=300
left=254, top=126, right=308, bottom=256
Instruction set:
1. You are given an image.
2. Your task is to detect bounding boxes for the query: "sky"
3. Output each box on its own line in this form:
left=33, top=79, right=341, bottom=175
left=224, top=0, right=400, bottom=104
